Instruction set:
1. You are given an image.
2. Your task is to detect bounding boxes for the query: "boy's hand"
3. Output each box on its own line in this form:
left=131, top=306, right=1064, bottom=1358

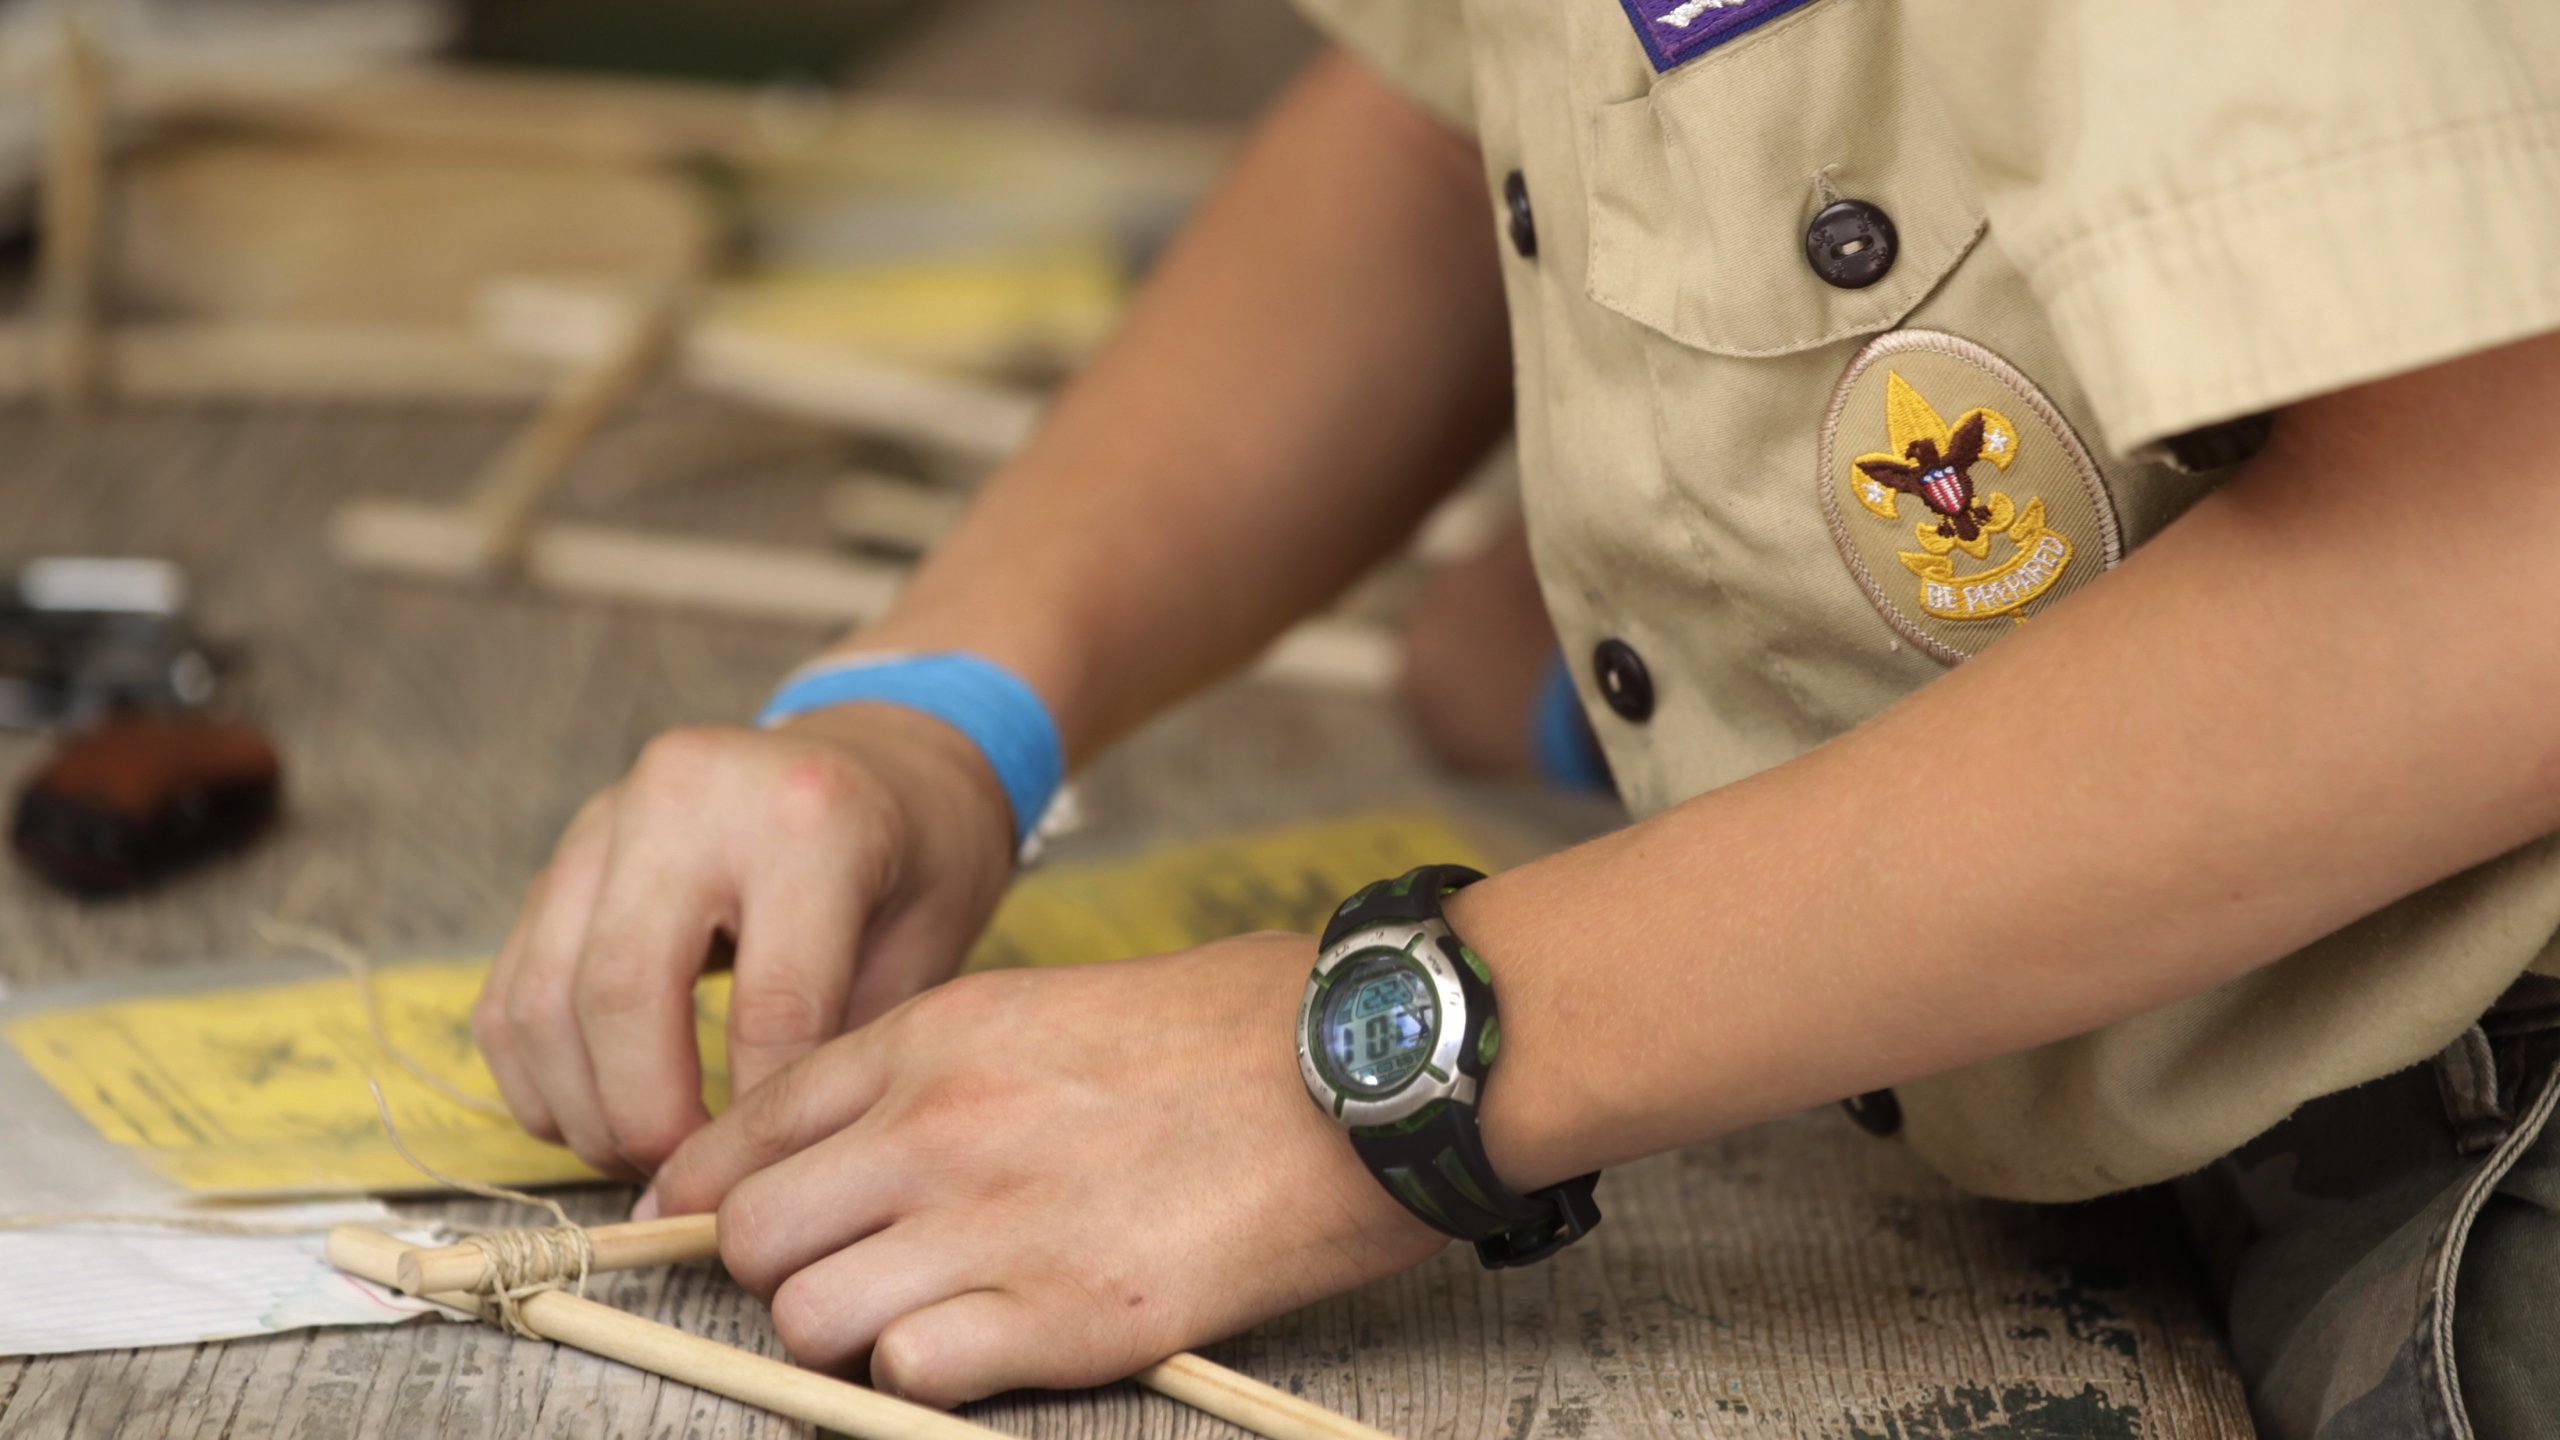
left=640, top=932, right=1446, bottom=1406
left=473, top=704, right=1016, bottom=1177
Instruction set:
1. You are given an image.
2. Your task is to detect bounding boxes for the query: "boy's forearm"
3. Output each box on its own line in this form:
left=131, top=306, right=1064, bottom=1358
left=847, top=54, right=1512, bottom=759
left=1459, top=334, right=2560, bottom=1191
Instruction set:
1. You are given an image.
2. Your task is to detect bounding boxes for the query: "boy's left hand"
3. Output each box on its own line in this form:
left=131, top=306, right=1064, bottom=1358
left=640, top=931, right=1446, bottom=1406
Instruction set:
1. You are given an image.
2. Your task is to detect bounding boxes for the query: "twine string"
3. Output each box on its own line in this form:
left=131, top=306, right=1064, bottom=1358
left=0, top=924, right=600, bottom=1338
left=252, top=916, right=514, bottom=1120
left=363, top=1075, right=596, bottom=1339
left=0, top=1211, right=338, bottom=1235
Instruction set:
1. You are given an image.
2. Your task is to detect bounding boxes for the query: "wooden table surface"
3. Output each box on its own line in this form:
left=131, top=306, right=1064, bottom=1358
left=0, top=402, right=2259, bottom=1438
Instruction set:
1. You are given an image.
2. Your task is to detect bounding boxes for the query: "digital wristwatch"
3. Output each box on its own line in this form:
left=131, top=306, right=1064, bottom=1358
left=1297, top=864, right=1601, bottom=1268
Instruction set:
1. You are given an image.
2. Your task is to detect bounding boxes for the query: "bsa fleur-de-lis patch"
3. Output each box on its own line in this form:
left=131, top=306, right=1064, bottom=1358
left=1854, top=376, right=2067, bottom=620
left=1819, top=331, right=2120, bottom=664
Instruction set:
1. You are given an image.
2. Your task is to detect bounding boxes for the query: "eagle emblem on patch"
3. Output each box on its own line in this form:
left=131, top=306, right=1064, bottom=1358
left=1819, top=331, right=2120, bottom=664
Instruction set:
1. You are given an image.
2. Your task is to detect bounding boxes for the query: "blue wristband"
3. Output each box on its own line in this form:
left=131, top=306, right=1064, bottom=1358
left=1529, top=651, right=1612, bottom=793
left=758, top=653, right=1064, bottom=852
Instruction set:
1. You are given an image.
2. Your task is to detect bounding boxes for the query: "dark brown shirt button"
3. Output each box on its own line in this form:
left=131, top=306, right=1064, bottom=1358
left=1504, top=170, right=1537, bottom=260
left=1805, top=199, right=1897, bottom=289
left=1841, top=1090, right=1903, bottom=1137
left=1591, top=639, right=1652, bottom=722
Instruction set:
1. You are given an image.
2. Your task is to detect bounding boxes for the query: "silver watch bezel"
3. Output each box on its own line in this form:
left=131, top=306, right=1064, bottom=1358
left=1297, top=917, right=1475, bottom=1131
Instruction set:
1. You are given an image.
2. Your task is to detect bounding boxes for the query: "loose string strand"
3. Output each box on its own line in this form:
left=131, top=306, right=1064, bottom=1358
left=270, top=921, right=613, bottom=1331
left=0, top=1211, right=337, bottom=1235
left=252, top=915, right=514, bottom=1120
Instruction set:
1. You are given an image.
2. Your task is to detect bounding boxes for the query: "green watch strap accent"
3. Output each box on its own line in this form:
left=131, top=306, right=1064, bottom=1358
left=1383, top=1167, right=1455, bottom=1231
left=1433, top=1145, right=1500, bottom=1214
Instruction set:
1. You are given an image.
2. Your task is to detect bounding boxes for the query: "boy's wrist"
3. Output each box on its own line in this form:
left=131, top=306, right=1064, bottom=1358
left=1441, top=881, right=1610, bottom=1196
left=759, top=651, right=1066, bottom=860
left=774, top=701, right=1016, bottom=864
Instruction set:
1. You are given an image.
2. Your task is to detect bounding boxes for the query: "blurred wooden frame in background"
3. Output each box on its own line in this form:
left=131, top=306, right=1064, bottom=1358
left=13, top=19, right=1466, bottom=697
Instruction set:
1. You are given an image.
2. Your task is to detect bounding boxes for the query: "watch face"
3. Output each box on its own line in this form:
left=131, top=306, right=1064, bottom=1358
left=1316, top=950, right=1440, bottom=1095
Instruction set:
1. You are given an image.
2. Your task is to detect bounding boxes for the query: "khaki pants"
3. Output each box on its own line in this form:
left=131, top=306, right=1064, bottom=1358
left=2177, top=983, right=2560, bottom=1440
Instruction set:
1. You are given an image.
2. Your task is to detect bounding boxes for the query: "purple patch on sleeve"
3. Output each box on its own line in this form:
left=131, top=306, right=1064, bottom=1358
left=1616, top=0, right=1821, bottom=72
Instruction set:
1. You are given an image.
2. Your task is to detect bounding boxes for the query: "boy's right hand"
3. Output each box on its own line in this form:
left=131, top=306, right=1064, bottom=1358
left=472, top=703, right=1017, bottom=1178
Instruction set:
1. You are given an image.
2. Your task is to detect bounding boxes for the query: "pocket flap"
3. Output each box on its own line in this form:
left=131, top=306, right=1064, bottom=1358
left=1584, top=0, right=1985, bottom=358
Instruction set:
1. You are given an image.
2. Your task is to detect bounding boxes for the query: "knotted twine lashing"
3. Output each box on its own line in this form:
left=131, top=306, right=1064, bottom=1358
left=362, top=1078, right=594, bottom=1337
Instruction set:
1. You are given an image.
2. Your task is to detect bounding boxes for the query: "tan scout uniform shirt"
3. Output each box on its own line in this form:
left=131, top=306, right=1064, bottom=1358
left=1291, top=0, right=2560, bottom=1201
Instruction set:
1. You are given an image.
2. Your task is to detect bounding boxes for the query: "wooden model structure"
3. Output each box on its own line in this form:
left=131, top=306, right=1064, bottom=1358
left=328, top=1213, right=1397, bottom=1440
left=15, top=16, right=1443, bottom=695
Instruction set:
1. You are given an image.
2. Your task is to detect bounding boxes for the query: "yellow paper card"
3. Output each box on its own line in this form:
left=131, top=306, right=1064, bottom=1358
left=8, top=957, right=716, bottom=1194
left=7, top=811, right=1490, bottom=1195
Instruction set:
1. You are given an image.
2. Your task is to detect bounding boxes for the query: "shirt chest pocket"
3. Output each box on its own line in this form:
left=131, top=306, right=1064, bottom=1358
left=1581, top=0, right=1985, bottom=358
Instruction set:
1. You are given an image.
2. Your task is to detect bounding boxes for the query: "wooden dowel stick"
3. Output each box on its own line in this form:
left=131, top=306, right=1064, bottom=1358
left=332, top=497, right=1394, bottom=697
left=829, top=474, right=970, bottom=554
left=38, top=0, right=107, bottom=408
left=326, top=1221, right=437, bottom=1292
left=398, top=1214, right=713, bottom=1295
left=478, top=278, right=1042, bottom=463
left=379, top=1213, right=1399, bottom=1440
left=459, top=293, right=676, bottom=575
left=0, top=320, right=561, bottom=403
left=328, top=1225, right=1007, bottom=1440
left=119, top=63, right=791, bottom=170
left=1135, top=1352, right=1399, bottom=1440
left=330, top=501, right=905, bottom=621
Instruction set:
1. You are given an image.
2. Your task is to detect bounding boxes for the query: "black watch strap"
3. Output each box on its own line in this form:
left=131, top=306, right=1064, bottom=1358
left=1322, top=865, right=1603, bottom=1269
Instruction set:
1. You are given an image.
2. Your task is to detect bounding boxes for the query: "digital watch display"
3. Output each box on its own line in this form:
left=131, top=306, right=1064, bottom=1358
left=1298, top=864, right=1601, bottom=1269
left=1302, top=926, right=1472, bottom=1136
left=1318, top=956, right=1437, bottom=1093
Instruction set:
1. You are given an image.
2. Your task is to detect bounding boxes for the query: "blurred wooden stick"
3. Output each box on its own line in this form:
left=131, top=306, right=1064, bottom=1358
left=829, top=474, right=969, bottom=553
left=480, top=279, right=1041, bottom=464
left=114, top=63, right=1238, bottom=179
left=330, top=497, right=1397, bottom=695
left=330, top=501, right=904, bottom=620
left=459, top=292, right=678, bottom=575
left=0, top=321, right=557, bottom=403
left=39, top=1, right=108, bottom=407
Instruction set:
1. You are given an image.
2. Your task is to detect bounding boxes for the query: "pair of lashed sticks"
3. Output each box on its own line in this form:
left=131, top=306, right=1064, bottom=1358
left=326, top=1212, right=1395, bottom=1440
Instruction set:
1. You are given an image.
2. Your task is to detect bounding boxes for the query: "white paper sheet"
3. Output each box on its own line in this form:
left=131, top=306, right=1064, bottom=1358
left=0, top=1207, right=460, bottom=1357
left=0, top=977, right=462, bottom=1357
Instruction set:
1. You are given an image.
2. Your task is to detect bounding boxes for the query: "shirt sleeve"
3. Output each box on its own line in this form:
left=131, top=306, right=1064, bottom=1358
left=1289, top=0, right=1478, bottom=135
left=1907, top=0, right=2560, bottom=458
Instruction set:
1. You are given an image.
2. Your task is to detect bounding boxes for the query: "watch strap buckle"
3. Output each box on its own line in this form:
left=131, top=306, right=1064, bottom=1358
left=1472, top=1172, right=1602, bottom=1269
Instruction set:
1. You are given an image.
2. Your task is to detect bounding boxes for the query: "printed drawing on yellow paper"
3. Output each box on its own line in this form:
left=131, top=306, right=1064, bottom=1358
left=1850, top=372, right=2072, bottom=624
left=6, top=811, right=1492, bottom=1195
